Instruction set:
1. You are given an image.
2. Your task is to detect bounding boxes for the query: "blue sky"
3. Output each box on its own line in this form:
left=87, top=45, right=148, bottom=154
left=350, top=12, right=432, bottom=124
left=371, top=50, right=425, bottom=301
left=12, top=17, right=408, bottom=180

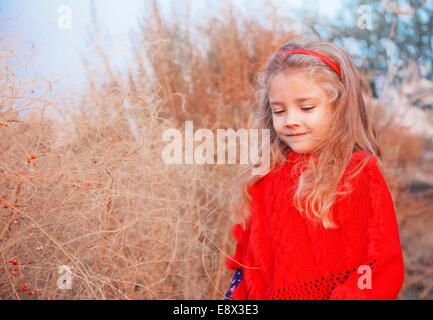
left=0, top=0, right=345, bottom=92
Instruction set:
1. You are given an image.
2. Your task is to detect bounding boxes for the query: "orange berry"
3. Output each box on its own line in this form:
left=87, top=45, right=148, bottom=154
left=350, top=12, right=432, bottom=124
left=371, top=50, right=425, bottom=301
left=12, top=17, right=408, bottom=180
left=31, top=155, right=36, bottom=159
left=29, top=177, right=34, bottom=181
left=14, top=266, right=18, bottom=271
left=10, top=260, right=18, bottom=265
left=4, top=203, right=8, bottom=208
left=28, top=291, right=34, bottom=295
left=87, top=182, right=91, bottom=186
left=32, top=163, right=36, bottom=166
left=4, top=124, right=8, bottom=127
left=14, top=203, right=20, bottom=207
left=27, top=159, right=31, bottom=164
left=11, top=271, right=15, bottom=276
left=22, top=286, right=27, bottom=291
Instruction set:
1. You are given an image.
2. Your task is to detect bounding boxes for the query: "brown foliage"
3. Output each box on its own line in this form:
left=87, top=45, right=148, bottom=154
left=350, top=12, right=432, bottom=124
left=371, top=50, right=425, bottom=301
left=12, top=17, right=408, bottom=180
left=1, top=1, right=432, bottom=299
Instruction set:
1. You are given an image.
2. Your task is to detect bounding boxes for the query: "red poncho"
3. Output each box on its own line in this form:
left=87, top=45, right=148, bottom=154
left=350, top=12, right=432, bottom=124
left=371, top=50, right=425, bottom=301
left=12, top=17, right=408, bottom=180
left=226, top=150, right=404, bottom=300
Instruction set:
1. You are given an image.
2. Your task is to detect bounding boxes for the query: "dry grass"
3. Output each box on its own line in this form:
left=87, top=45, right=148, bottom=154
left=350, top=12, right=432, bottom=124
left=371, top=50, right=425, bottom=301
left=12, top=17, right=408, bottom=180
left=1, top=1, right=432, bottom=299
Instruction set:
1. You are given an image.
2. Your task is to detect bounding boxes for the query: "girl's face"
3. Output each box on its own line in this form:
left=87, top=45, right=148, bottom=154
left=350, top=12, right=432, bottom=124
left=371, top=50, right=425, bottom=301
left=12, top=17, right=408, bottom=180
left=269, top=71, right=334, bottom=154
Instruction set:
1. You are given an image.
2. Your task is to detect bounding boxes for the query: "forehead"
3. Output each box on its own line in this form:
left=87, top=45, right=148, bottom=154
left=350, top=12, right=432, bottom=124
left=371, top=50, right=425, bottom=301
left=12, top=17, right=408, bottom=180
left=268, top=71, right=327, bottom=102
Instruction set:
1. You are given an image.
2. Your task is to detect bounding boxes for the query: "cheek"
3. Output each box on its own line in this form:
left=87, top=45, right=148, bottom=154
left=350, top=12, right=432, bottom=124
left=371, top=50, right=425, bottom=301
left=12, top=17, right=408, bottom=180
left=312, top=110, right=332, bottom=130
left=271, top=115, right=280, bottom=129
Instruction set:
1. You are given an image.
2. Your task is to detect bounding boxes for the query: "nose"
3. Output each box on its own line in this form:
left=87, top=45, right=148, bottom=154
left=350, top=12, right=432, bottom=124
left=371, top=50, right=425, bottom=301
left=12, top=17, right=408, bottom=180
left=283, top=108, right=302, bottom=128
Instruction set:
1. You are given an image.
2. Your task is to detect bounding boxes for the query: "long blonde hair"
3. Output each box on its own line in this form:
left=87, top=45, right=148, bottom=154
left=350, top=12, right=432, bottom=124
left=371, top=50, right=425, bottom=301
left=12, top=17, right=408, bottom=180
left=232, top=38, right=382, bottom=229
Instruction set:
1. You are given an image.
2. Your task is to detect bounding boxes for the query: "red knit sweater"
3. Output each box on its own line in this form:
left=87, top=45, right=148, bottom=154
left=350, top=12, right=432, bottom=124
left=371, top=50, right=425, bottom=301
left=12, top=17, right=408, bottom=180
left=226, top=150, right=404, bottom=300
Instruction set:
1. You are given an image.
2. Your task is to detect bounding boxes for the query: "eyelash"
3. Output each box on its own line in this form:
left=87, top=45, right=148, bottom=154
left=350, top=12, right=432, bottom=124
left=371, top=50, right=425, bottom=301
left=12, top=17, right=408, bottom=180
left=272, top=106, right=316, bottom=114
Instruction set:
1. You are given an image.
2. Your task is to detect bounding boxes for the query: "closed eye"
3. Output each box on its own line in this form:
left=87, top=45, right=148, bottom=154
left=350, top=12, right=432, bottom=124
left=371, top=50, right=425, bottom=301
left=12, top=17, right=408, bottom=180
left=272, top=106, right=316, bottom=115
left=302, top=106, right=316, bottom=111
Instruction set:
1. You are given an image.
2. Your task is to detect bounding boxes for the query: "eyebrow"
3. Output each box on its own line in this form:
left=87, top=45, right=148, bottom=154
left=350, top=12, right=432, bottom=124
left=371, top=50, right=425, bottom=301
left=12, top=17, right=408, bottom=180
left=270, top=97, right=318, bottom=106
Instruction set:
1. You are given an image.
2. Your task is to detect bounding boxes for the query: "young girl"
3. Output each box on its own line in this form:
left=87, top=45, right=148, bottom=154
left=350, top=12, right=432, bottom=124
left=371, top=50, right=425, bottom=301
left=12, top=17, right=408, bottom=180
left=224, top=38, right=404, bottom=300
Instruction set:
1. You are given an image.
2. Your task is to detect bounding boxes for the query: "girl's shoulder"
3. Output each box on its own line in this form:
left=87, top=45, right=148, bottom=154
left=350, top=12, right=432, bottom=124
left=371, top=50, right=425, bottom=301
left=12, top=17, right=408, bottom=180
left=351, top=151, right=375, bottom=161
left=348, top=152, right=389, bottom=191
left=349, top=151, right=378, bottom=170
left=341, top=152, right=381, bottom=185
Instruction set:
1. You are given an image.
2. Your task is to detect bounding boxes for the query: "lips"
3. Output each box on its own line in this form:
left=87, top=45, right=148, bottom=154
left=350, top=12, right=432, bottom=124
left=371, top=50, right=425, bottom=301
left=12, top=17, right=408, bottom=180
left=287, top=133, right=306, bottom=136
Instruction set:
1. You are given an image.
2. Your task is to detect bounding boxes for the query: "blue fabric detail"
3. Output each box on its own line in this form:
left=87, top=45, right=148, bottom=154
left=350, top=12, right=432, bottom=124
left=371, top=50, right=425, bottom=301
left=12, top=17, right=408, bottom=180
left=224, top=268, right=243, bottom=300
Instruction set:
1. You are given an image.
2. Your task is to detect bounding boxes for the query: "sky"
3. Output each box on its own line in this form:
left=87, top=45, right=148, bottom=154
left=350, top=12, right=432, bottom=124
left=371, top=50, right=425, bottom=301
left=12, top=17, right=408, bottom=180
left=0, top=0, right=344, bottom=92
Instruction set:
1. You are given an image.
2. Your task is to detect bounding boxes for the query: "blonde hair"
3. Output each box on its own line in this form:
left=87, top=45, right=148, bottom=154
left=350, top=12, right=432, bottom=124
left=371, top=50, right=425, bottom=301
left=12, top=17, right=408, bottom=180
left=232, top=38, right=382, bottom=229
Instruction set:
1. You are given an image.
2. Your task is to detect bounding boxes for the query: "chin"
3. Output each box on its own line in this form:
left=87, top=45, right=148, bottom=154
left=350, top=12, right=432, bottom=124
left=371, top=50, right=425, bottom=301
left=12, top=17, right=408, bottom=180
left=289, top=145, right=313, bottom=155
left=289, top=144, right=309, bottom=153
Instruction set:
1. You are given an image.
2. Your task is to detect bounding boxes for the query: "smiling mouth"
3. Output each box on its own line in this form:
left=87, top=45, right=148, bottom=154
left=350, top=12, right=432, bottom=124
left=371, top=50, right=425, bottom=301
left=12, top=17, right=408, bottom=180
left=287, top=133, right=307, bottom=137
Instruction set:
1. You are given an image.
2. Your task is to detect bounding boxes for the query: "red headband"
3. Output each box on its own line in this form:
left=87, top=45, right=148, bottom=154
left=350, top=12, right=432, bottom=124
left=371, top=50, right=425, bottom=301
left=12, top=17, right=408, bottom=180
left=283, top=49, right=341, bottom=76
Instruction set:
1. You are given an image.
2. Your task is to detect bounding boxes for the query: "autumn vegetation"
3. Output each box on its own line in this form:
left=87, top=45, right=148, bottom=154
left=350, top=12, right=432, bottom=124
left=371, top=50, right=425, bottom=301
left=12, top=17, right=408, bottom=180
left=1, top=1, right=432, bottom=299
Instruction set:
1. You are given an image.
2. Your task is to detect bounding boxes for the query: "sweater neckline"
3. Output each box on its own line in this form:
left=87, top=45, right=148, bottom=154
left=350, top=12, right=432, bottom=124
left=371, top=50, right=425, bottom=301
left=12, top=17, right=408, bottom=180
left=287, top=150, right=312, bottom=160
left=286, top=150, right=368, bottom=161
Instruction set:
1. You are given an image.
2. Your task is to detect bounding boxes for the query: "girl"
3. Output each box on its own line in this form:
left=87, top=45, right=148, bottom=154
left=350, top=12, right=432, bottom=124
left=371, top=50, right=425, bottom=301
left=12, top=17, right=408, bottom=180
left=224, top=38, right=404, bottom=300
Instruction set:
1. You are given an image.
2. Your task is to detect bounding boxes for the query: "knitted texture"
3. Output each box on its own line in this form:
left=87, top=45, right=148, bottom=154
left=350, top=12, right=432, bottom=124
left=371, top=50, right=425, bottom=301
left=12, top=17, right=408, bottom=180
left=225, top=150, right=404, bottom=300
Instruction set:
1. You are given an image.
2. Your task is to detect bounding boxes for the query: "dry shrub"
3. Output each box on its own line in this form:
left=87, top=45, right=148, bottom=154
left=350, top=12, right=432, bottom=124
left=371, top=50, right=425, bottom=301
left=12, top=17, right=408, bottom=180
left=360, top=62, right=433, bottom=299
left=1, top=1, right=432, bottom=300
left=131, top=0, right=299, bottom=130
left=1, top=0, right=269, bottom=298
left=0, top=49, right=243, bottom=299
